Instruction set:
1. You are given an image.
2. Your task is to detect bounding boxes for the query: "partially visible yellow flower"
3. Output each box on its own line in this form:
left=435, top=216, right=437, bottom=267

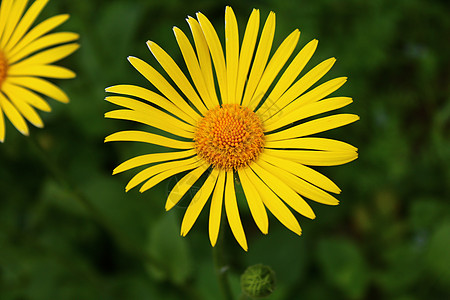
left=0, top=0, right=79, bottom=141
left=105, top=7, right=359, bottom=250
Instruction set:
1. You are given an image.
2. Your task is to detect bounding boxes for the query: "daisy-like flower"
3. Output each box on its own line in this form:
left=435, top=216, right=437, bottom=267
left=105, top=7, right=359, bottom=251
left=0, top=0, right=79, bottom=141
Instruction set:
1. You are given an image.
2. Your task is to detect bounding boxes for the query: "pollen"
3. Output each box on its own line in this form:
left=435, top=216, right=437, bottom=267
left=194, top=104, right=265, bottom=170
left=0, top=52, right=8, bottom=88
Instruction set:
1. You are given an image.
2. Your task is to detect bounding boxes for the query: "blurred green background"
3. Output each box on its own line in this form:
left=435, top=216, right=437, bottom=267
left=1, top=0, right=449, bottom=299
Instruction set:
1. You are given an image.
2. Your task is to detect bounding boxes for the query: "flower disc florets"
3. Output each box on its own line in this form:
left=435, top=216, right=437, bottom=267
left=194, top=104, right=264, bottom=170
left=0, top=52, right=8, bottom=87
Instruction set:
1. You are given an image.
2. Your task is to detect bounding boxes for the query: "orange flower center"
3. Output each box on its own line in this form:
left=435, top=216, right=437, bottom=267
left=0, top=52, right=8, bottom=87
left=194, top=104, right=265, bottom=170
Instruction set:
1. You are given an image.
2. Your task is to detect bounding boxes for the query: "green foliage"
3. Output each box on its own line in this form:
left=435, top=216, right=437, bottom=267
left=1, top=0, right=450, bottom=299
left=317, top=238, right=369, bottom=299
left=146, top=213, right=192, bottom=284
left=425, top=222, right=450, bottom=287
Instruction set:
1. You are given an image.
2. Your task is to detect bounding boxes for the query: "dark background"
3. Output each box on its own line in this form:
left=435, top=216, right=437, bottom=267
left=1, top=0, right=449, bottom=299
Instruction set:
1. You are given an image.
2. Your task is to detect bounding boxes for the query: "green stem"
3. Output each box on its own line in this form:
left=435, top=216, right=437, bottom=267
left=213, top=223, right=234, bottom=300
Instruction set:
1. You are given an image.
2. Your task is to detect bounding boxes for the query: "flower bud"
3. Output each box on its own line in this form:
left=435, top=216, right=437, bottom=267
left=240, top=264, right=276, bottom=299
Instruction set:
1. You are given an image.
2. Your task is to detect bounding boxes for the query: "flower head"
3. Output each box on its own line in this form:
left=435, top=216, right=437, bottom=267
left=105, top=7, right=359, bottom=251
left=0, top=0, right=79, bottom=141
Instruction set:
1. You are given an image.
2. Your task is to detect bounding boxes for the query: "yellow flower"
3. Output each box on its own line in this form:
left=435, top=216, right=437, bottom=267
left=105, top=7, right=359, bottom=251
left=0, top=0, right=79, bottom=141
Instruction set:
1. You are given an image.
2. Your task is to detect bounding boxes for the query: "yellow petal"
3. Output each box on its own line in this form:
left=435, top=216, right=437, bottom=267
left=173, top=26, right=215, bottom=110
left=244, top=167, right=302, bottom=235
left=6, top=76, right=68, bottom=104
left=265, top=137, right=358, bottom=152
left=225, top=6, right=239, bottom=104
left=251, top=161, right=315, bottom=219
left=11, top=43, right=79, bottom=67
left=113, top=150, right=196, bottom=175
left=0, top=93, right=29, bottom=136
left=166, top=163, right=210, bottom=210
left=1, top=82, right=44, bottom=128
left=0, top=0, right=27, bottom=49
left=2, top=80, right=51, bottom=111
left=105, top=85, right=194, bottom=125
left=127, top=56, right=200, bottom=123
left=257, top=39, right=318, bottom=118
left=0, top=0, right=14, bottom=43
left=105, top=109, right=194, bottom=139
left=181, top=168, right=219, bottom=236
left=104, top=130, right=194, bottom=149
left=260, top=152, right=341, bottom=194
left=209, top=170, right=225, bottom=246
left=4, top=0, right=49, bottom=53
left=238, top=168, right=268, bottom=234
left=140, top=159, right=208, bottom=193
left=248, top=29, right=300, bottom=111
left=105, top=96, right=194, bottom=133
left=186, top=17, right=219, bottom=107
left=236, top=9, right=259, bottom=105
left=265, top=97, right=353, bottom=132
left=264, top=149, right=358, bottom=166
left=8, top=32, right=79, bottom=64
left=241, top=11, right=275, bottom=107
left=261, top=57, right=336, bottom=120
left=147, top=41, right=208, bottom=115
left=224, top=171, right=248, bottom=251
left=259, top=155, right=340, bottom=205
left=125, top=156, right=199, bottom=192
left=265, top=114, right=360, bottom=142
left=197, top=12, right=228, bottom=104
left=7, top=97, right=43, bottom=128
left=7, top=14, right=70, bottom=58
left=265, top=77, right=348, bottom=124
left=8, top=64, right=75, bottom=78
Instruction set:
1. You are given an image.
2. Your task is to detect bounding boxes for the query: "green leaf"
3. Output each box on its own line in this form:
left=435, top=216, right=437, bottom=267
left=96, top=1, right=144, bottom=61
left=425, top=222, right=450, bottom=287
left=146, top=213, right=192, bottom=285
left=409, top=198, right=443, bottom=231
left=246, top=225, right=308, bottom=287
left=376, top=244, right=422, bottom=293
left=39, top=179, right=87, bottom=217
left=317, top=237, right=369, bottom=299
